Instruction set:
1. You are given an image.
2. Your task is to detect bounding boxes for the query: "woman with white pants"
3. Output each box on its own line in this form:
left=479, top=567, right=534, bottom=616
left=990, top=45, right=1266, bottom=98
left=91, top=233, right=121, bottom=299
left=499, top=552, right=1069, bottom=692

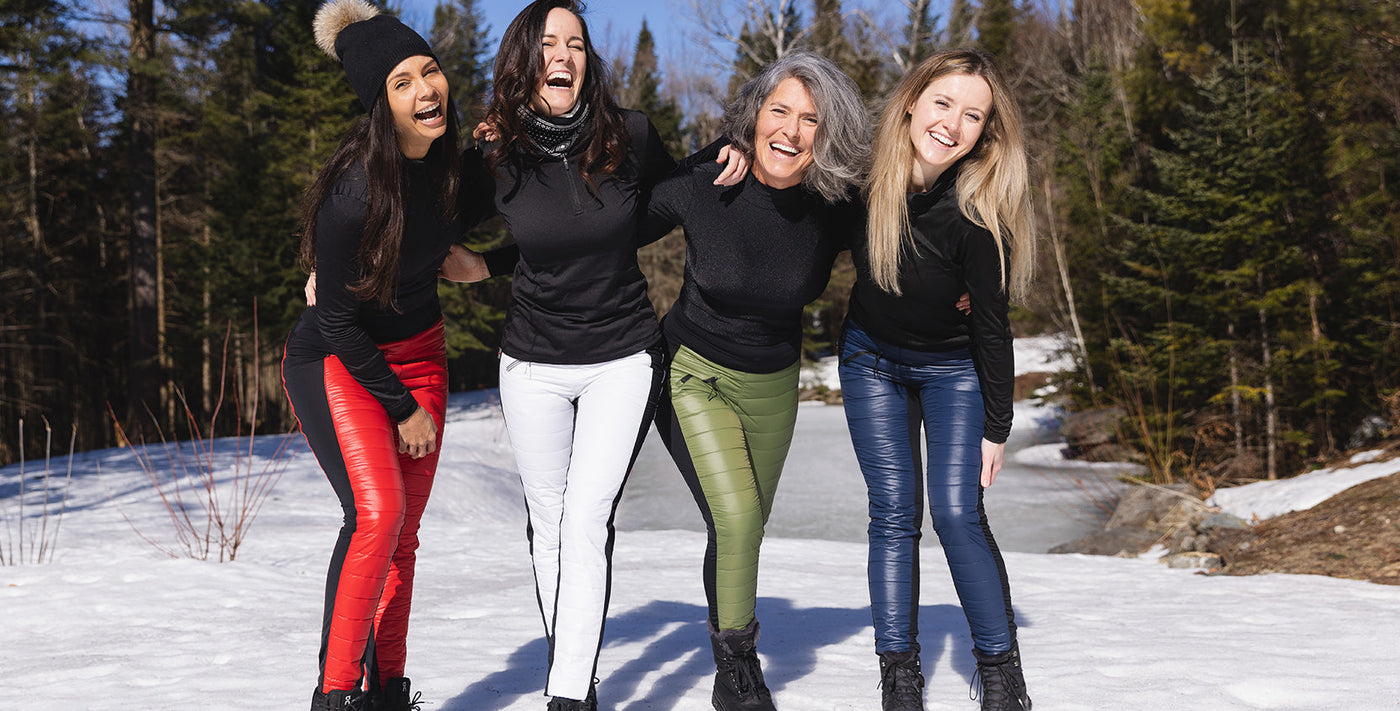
left=443, top=2, right=745, bottom=707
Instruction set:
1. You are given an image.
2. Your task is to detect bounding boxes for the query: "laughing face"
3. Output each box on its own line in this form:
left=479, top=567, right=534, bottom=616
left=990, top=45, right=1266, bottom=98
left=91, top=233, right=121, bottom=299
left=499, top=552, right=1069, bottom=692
left=906, top=72, right=993, bottom=190
left=386, top=55, right=449, bottom=159
left=531, top=7, right=586, bottom=117
left=751, top=76, right=818, bottom=190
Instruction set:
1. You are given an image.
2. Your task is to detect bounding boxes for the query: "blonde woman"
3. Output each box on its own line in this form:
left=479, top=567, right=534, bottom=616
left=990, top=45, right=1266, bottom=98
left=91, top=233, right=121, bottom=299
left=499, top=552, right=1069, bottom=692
left=838, top=49, right=1034, bottom=711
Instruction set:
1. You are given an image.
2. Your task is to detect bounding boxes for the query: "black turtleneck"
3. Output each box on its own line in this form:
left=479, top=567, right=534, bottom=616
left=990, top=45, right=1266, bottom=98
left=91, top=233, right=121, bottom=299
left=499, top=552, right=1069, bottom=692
left=847, top=166, right=1014, bottom=443
left=285, top=154, right=463, bottom=422
left=646, top=161, right=862, bottom=373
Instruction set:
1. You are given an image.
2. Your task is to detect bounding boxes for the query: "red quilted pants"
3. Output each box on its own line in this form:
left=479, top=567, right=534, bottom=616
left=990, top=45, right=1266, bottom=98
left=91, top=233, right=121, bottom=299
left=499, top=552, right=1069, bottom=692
left=283, top=321, right=447, bottom=694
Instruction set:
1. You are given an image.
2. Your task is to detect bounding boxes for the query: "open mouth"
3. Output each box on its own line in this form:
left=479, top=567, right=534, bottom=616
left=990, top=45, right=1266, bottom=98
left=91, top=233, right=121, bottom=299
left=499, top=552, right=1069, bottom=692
left=545, top=71, right=574, bottom=89
left=769, top=141, right=801, bottom=157
left=414, top=102, right=443, bottom=122
left=929, top=131, right=955, bottom=147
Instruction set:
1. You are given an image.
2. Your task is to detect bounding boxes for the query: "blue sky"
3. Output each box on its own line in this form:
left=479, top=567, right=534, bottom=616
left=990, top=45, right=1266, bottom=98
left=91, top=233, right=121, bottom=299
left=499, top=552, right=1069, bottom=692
left=395, top=0, right=692, bottom=62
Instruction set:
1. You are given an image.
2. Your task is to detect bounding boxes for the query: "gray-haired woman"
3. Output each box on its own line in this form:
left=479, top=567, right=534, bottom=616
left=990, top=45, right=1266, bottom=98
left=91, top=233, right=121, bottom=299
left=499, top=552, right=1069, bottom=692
left=643, top=51, right=870, bottom=711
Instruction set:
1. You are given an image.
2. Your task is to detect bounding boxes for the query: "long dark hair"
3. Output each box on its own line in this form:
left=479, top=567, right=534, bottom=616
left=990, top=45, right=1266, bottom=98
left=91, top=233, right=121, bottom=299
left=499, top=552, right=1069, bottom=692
left=484, top=0, right=628, bottom=180
left=299, top=88, right=461, bottom=308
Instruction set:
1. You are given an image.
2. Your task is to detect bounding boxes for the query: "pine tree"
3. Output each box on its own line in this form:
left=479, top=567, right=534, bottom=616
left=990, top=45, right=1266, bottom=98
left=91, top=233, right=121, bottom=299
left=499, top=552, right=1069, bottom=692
left=1103, top=50, right=1312, bottom=479
left=431, top=0, right=492, bottom=127
left=0, top=0, right=122, bottom=462
left=624, top=20, right=684, bottom=155
left=975, top=0, right=1015, bottom=59
left=946, top=0, right=972, bottom=46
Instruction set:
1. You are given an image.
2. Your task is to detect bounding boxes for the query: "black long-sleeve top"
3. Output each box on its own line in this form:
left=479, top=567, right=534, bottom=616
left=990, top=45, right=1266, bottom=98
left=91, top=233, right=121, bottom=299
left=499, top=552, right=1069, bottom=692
left=848, top=166, right=1014, bottom=443
left=476, top=109, right=676, bottom=364
left=647, top=161, right=862, bottom=374
left=285, top=155, right=464, bottom=423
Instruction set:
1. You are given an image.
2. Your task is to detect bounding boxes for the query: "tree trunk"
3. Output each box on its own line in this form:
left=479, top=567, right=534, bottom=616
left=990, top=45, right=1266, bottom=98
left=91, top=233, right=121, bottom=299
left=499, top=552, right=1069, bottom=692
left=1043, top=175, right=1095, bottom=392
left=1259, top=274, right=1278, bottom=480
left=1308, top=283, right=1335, bottom=455
left=202, top=223, right=213, bottom=417
left=1228, top=321, right=1244, bottom=457
left=127, top=0, right=159, bottom=430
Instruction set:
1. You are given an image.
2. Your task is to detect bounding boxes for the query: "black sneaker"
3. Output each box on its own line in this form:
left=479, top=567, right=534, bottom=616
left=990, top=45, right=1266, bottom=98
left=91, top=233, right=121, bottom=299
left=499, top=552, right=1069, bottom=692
left=878, top=650, right=924, bottom=711
left=970, top=647, right=1031, bottom=711
left=710, top=620, right=776, bottom=711
left=368, top=677, right=422, bottom=711
left=310, top=688, right=367, bottom=711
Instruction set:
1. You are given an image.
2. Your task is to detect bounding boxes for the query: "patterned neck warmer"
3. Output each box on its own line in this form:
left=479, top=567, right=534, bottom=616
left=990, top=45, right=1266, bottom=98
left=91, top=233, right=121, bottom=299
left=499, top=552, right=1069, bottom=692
left=519, top=102, right=591, bottom=158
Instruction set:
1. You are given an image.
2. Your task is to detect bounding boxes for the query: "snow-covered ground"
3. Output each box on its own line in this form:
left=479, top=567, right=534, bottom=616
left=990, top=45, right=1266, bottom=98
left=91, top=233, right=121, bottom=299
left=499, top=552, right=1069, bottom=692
left=3, top=378, right=1398, bottom=710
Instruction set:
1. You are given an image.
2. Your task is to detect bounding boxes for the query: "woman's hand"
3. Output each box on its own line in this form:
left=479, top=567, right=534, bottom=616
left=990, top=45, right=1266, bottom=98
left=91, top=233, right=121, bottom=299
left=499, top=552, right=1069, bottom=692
left=955, top=291, right=971, bottom=315
left=440, top=244, right=490, bottom=283
left=980, top=438, right=1005, bottom=488
left=473, top=121, right=500, bottom=142
left=305, top=271, right=318, bottom=306
left=397, top=406, right=438, bottom=460
left=713, top=144, right=750, bottom=186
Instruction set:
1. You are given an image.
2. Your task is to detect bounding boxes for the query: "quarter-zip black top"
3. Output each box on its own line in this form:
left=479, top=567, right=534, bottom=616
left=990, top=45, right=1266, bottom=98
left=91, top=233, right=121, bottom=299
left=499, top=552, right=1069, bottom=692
left=847, top=165, right=1015, bottom=443
left=477, top=108, right=676, bottom=364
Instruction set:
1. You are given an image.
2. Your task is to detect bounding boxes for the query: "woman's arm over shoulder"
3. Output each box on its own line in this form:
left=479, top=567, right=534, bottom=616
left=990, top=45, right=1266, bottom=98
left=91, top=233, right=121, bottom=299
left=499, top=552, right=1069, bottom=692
left=458, top=144, right=498, bottom=230
left=623, top=109, right=678, bottom=189
left=638, top=160, right=704, bottom=247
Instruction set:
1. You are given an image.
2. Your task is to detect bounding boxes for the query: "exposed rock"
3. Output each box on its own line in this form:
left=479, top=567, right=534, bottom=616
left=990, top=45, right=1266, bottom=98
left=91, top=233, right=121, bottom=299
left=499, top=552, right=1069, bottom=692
left=1161, top=552, right=1223, bottom=570
left=1048, top=526, right=1159, bottom=557
left=1106, top=483, right=1195, bottom=532
left=1198, top=512, right=1248, bottom=532
left=1059, top=406, right=1124, bottom=451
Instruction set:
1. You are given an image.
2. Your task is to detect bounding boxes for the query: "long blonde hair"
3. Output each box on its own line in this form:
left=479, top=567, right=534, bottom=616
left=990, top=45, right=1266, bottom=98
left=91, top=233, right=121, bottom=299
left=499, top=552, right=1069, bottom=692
left=864, top=49, right=1034, bottom=302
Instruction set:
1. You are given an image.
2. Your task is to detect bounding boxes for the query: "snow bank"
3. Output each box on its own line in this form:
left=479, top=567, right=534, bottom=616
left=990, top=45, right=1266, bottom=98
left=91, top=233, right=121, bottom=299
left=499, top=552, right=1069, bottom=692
left=1209, top=451, right=1400, bottom=521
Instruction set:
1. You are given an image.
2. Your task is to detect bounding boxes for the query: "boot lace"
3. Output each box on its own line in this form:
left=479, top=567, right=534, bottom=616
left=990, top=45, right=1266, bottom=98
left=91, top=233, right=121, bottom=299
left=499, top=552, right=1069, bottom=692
left=732, top=650, right=772, bottom=701
left=880, top=657, right=924, bottom=708
left=970, top=660, right=1028, bottom=711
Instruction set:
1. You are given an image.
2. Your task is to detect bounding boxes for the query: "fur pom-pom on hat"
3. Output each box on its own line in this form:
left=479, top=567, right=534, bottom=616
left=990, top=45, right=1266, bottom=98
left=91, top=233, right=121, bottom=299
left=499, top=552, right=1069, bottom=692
left=312, top=0, right=437, bottom=112
left=313, top=0, right=378, bottom=60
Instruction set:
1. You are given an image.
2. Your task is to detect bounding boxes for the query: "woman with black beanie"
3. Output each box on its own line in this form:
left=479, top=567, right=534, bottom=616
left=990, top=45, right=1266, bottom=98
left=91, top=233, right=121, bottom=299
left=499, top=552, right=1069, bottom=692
left=282, top=2, right=482, bottom=709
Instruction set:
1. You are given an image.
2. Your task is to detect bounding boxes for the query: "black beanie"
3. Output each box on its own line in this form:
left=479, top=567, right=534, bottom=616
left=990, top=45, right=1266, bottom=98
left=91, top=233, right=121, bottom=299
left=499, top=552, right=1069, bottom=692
left=313, top=0, right=437, bottom=113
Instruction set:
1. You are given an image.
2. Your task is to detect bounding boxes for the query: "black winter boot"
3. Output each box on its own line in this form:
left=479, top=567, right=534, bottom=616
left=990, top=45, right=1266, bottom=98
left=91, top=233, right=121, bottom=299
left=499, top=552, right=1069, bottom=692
left=546, top=682, right=597, bottom=711
left=709, top=620, right=777, bottom=711
left=970, top=647, right=1031, bottom=711
left=368, top=677, right=422, bottom=711
left=310, top=688, right=367, bottom=711
left=877, top=649, right=924, bottom=711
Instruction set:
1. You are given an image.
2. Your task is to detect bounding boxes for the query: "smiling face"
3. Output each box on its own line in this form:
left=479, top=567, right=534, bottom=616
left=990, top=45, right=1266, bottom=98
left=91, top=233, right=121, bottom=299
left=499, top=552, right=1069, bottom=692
left=530, top=7, right=587, bottom=117
left=385, top=55, right=449, bottom=159
left=906, top=72, right=993, bottom=190
left=751, top=77, right=818, bottom=190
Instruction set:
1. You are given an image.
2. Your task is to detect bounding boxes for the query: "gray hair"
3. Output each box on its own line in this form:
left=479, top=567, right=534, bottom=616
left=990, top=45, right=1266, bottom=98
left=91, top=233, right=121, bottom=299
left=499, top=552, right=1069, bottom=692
left=721, top=51, right=870, bottom=204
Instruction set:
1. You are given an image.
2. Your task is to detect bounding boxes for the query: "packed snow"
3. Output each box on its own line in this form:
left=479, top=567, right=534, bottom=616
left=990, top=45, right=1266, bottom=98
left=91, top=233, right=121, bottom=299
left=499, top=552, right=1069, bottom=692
left=1209, top=451, right=1400, bottom=522
left=3, top=337, right=1398, bottom=709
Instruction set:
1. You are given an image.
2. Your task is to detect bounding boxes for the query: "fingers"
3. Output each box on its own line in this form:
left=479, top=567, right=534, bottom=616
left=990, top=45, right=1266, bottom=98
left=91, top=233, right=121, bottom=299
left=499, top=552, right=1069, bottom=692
left=980, top=439, right=1004, bottom=487
left=712, top=146, right=751, bottom=186
left=304, top=271, right=318, bottom=306
left=396, top=408, right=438, bottom=459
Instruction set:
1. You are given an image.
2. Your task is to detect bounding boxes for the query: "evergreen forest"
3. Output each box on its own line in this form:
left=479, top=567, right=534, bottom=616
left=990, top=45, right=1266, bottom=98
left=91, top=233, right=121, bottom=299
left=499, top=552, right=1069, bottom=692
left=2, top=0, right=1397, bottom=488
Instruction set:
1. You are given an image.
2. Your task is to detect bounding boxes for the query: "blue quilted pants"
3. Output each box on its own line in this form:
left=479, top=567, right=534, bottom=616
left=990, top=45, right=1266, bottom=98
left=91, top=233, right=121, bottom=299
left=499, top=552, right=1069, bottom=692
left=838, top=320, right=1016, bottom=656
